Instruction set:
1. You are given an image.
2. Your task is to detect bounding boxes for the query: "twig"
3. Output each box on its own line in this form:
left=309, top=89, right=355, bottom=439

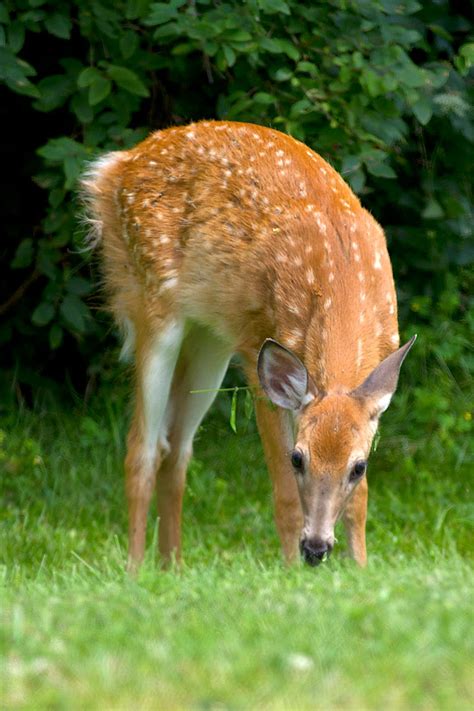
left=0, top=270, right=40, bottom=317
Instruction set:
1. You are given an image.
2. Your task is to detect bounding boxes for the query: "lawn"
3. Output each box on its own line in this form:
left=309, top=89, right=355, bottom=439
left=1, top=386, right=473, bottom=710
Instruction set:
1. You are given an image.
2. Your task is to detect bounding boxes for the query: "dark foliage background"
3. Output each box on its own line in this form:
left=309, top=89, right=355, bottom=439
left=1, top=0, right=473, bottom=459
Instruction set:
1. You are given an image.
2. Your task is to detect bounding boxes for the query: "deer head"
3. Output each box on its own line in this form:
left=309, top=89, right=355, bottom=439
left=258, top=335, right=416, bottom=565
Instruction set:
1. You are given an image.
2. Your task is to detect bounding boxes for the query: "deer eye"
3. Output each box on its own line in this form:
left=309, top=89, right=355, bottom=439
left=349, top=460, right=367, bottom=482
left=291, top=449, right=304, bottom=472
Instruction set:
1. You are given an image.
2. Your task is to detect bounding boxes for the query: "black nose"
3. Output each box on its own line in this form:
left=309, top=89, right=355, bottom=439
left=300, top=538, right=333, bottom=567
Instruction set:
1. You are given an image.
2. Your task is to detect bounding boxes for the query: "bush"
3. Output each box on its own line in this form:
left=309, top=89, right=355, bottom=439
left=1, top=1, right=472, bottom=432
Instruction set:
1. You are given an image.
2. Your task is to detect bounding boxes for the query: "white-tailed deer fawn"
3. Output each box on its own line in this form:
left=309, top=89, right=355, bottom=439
left=81, top=120, right=415, bottom=571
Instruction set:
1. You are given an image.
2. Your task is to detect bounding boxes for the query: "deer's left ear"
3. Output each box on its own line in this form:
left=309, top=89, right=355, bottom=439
left=351, top=335, right=417, bottom=417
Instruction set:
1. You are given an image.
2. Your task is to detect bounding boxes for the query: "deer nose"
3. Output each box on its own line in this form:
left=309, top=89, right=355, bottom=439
left=300, top=538, right=333, bottom=567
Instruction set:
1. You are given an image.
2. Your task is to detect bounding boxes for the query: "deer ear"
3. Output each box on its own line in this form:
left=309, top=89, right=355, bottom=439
left=257, top=339, right=315, bottom=410
left=352, top=335, right=417, bottom=417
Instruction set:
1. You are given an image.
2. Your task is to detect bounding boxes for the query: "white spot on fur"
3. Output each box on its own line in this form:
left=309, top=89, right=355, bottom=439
left=315, top=213, right=327, bottom=234
left=373, top=251, right=382, bottom=269
left=356, top=338, right=363, bottom=367
left=306, top=269, right=315, bottom=285
left=160, top=277, right=178, bottom=292
left=328, top=272, right=335, bottom=283
left=324, top=298, right=332, bottom=310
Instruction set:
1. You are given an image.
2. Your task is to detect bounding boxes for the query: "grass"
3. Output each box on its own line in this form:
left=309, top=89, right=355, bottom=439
left=1, top=386, right=473, bottom=710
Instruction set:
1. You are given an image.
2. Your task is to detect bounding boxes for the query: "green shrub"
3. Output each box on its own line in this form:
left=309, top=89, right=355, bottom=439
left=1, top=1, right=472, bottom=451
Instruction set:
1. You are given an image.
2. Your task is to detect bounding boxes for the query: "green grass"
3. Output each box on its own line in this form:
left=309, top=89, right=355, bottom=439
left=1, top=389, right=473, bottom=710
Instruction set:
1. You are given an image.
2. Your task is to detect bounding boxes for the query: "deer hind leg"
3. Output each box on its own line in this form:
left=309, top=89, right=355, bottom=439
left=125, top=318, right=185, bottom=573
left=253, top=396, right=303, bottom=564
left=156, top=325, right=231, bottom=566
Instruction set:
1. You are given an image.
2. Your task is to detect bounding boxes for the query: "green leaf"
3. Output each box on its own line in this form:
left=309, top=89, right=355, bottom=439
left=8, top=21, right=26, bottom=53
left=37, top=137, right=85, bottom=162
left=32, top=302, right=55, bottom=326
left=153, top=22, right=179, bottom=40
left=367, top=161, right=396, bottom=179
left=412, top=98, right=433, bottom=126
left=341, top=155, right=361, bottom=175
left=422, top=199, right=444, bottom=220
left=361, top=68, right=382, bottom=97
left=230, top=387, right=238, bottom=434
left=12, top=239, right=34, bottom=269
left=253, top=91, right=275, bottom=105
left=274, top=67, right=292, bottom=81
left=49, top=323, right=63, bottom=349
left=77, top=67, right=101, bottom=89
left=222, top=44, right=236, bottom=67
left=258, top=0, right=291, bottom=15
left=244, top=390, right=254, bottom=422
left=66, top=276, right=92, bottom=296
left=120, top=31, right=139, bottom=59
left=126, top=0, right=153, bottom=20
left=88, top=76, right=111, bottom=105
left=397, top=61, right=425, bottom=89
left=347, top=167, right=366, bottom=194
left=64, top=155, right=81, bottom=189
left=60, top=294, right=89, bottom=332
left=71, top=92, right=94, bottom=123
left=34, top=74, right=73, bottom=112
left=223, top=30, right=253, bottom=42
left=44, top=12, right=72, bottom=40
left=8, top=77, right=40, bottom=98
left=146, top=2, right=180, bottom=25
left=0, top=4, right=9, bottom=23
left=260, top=37, right=283, bottom=55
left=107, top=65, right=149, bottom=97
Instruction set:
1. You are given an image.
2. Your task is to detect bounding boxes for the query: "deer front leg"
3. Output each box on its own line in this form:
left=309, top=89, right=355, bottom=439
left=254, top=397, right=303, bottom=564
left=342, top=476, right=368, bottom=567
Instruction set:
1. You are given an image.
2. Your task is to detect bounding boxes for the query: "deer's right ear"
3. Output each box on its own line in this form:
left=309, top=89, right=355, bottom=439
left=257, top=339, right=315, bottom=410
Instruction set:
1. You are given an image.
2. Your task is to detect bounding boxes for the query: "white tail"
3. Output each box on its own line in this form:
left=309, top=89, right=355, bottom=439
left=81, top=120, right=415, bottom=570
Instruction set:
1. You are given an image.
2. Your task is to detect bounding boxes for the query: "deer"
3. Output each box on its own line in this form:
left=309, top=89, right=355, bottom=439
left=81, top=120, right=416, bottom=572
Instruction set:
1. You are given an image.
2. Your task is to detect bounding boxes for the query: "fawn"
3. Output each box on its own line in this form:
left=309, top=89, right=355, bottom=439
left=81, top=120, right=415, bottom=571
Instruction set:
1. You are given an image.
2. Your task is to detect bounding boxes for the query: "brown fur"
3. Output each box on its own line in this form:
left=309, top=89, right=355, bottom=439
left=81, top=121, right=401, bottom=570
